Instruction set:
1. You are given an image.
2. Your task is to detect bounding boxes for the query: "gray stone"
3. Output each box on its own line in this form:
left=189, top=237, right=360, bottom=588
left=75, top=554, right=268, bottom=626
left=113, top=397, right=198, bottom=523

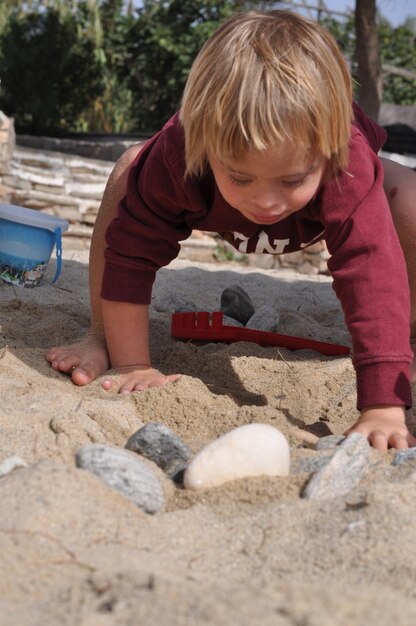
left=220, top=286, right=255, bottom=325
left=75, top=444, right=164, bottom=514
left=126, top=423, right=192, bottom=482
left=315, top=435, right=346, bottom=451
left=290, top=452, right=333, bottom=475
left=392, top=447, right=416, bottom=466
left=302, top=433, right=370, bottom=500
left=223, top=315, right=245, bottom=327
left=246, top=304, right=280, bottom=332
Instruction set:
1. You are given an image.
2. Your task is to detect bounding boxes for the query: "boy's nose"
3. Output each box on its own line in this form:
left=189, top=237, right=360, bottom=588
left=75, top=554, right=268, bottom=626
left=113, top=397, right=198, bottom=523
left=254, top=190, right=284, bottom=211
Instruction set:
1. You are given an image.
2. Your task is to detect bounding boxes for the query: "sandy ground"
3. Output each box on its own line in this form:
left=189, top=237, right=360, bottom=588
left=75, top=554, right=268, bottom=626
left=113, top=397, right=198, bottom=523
left=1, top=250, right=416, bottom=626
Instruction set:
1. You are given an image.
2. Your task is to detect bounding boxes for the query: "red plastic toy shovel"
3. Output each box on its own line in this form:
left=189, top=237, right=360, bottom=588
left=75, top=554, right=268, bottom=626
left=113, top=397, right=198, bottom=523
left=171, top=311, right=350, bottom=357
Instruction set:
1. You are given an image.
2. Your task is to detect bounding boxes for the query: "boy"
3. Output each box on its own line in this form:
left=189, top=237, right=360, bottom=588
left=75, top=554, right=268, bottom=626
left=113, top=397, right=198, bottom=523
left=47, top=10, right=416, bottom=451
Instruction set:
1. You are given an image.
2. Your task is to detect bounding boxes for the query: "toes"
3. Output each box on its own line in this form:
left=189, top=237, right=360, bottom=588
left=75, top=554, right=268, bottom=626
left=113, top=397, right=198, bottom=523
left=53, top=355, right=80, bottom=372
left=46, top=347, right=61, bottom=362
left=71, top=366, right=96, bottom=386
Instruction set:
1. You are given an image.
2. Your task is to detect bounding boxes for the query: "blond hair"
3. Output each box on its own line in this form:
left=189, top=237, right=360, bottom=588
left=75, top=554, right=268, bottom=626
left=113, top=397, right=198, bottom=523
left=180, top=10, right=353, bottom=179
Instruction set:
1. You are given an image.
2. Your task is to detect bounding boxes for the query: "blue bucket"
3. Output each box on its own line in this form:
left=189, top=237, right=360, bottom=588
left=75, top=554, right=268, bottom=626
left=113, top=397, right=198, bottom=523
left=0, top=204, right=69, bottom=287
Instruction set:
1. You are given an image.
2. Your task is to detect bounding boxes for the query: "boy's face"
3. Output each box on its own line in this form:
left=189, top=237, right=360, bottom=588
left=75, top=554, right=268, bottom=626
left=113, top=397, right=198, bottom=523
left=209, top=142, right=326, bottom=225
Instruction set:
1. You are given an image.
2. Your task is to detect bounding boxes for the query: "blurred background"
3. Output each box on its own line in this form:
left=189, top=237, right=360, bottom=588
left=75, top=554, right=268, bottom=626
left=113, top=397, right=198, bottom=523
left=0, top=1, right=414, bottom=271
left=0, top=0, right=414, bottom=136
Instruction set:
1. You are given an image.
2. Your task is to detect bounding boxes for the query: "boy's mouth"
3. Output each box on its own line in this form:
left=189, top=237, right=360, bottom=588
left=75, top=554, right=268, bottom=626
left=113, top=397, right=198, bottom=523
left=248, top=211, right=285, bottom=224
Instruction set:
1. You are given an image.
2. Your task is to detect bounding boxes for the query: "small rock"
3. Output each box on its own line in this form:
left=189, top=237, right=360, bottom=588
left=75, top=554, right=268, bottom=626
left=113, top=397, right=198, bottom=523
left=76, top=444, right=164, bottom=514
left=392, top=447, right=416, bottom=466
left=290, top=452, right=333, bottom=475
left=183, top=424, right=290, bottom=490
left=0, top=456, right=27, bottom=478
left=246, top=304, right=280, bottom=332
left=315, top=435, right=345, bottom=451
left=223, top=315, right=245, bottom=327
left=220, top=286, right=255, bottom=325
left=302, top=433, right=370, bottom=500
left=125, top=423, right=192, bottom=481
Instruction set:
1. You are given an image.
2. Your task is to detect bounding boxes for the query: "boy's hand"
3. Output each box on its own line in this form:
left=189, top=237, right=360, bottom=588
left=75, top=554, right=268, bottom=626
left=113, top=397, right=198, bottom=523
left=345, top=405, right=416, bottom=451
left=101, top=365, right=181, bottom=394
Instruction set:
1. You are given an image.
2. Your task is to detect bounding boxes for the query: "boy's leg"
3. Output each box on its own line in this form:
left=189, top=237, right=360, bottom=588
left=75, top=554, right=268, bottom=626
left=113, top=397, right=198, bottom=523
left=382, top=157, right=416, bottom=377
left=46, top=144, right=143, bottom=385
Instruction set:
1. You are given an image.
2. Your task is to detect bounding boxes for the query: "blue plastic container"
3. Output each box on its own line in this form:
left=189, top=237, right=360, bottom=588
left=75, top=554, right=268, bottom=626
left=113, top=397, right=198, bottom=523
left=0, top=204, right=69, bottom=287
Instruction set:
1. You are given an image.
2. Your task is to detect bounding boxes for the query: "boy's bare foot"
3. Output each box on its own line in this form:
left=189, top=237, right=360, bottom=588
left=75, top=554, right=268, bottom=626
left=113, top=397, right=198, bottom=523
left=46, top=334, right=109, bottom=386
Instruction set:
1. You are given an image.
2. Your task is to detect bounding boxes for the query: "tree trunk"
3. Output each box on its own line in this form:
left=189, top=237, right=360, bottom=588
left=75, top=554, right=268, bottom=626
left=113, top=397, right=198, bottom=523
left=355, top=0, right=382, bottom=121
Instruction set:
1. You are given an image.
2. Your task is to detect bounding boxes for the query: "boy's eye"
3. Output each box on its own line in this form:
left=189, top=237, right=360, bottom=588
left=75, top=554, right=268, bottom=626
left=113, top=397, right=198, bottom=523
left=229, top=175, right=252, bottom=187
left=282, top=178, right=306, bottom=188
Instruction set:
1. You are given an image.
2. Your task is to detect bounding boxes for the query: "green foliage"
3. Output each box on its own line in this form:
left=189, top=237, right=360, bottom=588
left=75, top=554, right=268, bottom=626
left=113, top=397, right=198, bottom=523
left=323, top=14, right=416, bottom=106
left=75, top=0, right=137, bottom=132
left=321, top=16, right=356, bottom=60
left=378, top=18, right=416, bottom=105
left=124, top=0, right=237, bottom=131
left=0, top=8, right=102, bottom=133
left=0, top=1, right=414, bottom=134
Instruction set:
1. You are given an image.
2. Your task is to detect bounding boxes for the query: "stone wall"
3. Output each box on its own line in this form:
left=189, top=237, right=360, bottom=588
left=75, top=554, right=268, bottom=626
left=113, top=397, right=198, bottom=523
left=0, top=145, right=114, bottom=250
left=17, top=134, right=143, bottom=163
left=0, top=112, right=15, bottom=175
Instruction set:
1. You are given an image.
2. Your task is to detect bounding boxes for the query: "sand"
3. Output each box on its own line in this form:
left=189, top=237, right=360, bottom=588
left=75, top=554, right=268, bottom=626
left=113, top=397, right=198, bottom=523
left=1, top=250, right=416, bottom=626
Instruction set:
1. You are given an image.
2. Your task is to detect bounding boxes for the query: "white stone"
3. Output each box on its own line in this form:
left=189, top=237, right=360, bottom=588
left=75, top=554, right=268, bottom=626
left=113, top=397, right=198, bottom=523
left=0, top=456, right=28, bottom=477
left=183, top=424, right=290, bottom=490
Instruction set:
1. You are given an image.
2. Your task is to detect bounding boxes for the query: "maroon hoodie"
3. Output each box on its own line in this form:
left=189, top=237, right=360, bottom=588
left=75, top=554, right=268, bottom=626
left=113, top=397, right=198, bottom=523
left=102, top=104, right=413, bottom=410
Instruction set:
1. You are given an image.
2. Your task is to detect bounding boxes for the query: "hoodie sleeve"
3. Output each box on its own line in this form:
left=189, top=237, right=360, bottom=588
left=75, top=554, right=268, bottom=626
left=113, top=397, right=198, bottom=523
left=322, top=129, right=412, bottom=409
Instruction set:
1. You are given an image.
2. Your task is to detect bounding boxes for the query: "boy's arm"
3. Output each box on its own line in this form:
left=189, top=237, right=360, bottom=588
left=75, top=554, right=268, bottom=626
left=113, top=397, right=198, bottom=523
left=322, top=138, right=412, bottom=398
left=319, top=132, right=414, bottom=449
left=98, top=119, right=194, bottom=393
left=100, top=298, right=180, bottom=393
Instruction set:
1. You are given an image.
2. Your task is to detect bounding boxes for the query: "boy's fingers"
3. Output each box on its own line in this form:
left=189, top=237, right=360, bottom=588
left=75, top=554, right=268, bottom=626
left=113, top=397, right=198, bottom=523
left=368, top=430, right=388, bottom=452
left=389, top=433, right=409, bottom=450
left=119, top=378, right=141, bottom=393
left=147, top=375, right=179, bottom=388
left=166, top=374, right=181, bottom=383
left=101, top=372, right=181, bottom=393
